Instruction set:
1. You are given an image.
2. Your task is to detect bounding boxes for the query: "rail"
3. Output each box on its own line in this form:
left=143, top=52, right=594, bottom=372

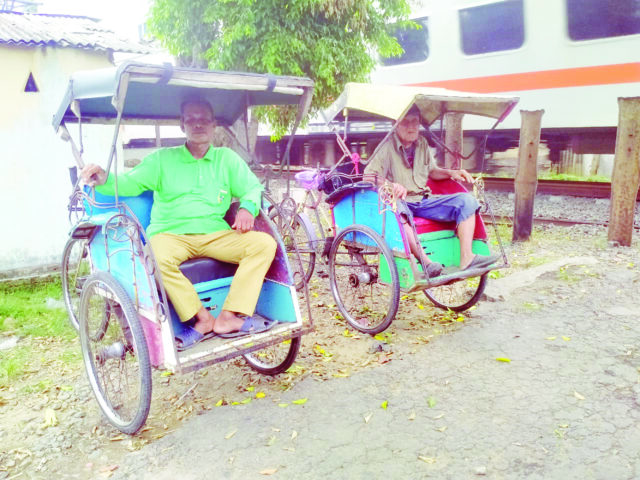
left=481, top=177, right=640, bottom=201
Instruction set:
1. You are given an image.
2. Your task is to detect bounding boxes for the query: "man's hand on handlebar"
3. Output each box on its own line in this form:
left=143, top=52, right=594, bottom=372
left=391, top=182, right=408, bottom=200
left=450, top=169, right=474, bottom=184
left=80, top=164, right=108, bottom=187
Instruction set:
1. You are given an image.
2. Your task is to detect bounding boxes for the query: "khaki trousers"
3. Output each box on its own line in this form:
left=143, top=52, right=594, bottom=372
left=150, top=230, right=277, bottom=321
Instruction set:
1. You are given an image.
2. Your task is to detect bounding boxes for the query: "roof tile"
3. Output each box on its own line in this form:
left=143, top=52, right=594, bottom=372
left=0, top=11, right=151, bottom=53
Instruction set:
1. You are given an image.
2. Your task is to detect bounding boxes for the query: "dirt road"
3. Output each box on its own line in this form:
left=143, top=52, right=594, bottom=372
left=107, top=230, right=640, bottom=480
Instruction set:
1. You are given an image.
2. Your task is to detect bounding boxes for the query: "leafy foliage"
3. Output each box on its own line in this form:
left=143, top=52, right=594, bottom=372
left=148, top=0, right=415, bottom=135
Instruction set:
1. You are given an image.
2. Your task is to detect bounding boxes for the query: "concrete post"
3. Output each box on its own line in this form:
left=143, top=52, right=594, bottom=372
left=513, top=110, right=544, bottom=242
left=445, top=113, right=464, bottom=169
left=608, top=97, right=640, bottom=246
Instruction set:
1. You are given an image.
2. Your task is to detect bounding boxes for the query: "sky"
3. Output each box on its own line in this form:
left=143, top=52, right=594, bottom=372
left=36, top=0, right=152, bottom=39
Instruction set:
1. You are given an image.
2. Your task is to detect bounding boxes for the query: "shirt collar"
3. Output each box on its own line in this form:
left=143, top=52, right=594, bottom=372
left=180, top=143, right=215, bottom=162
left=392, top=132, right=416, bottom=168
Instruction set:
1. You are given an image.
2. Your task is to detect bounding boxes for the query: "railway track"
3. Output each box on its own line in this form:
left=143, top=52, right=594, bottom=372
left=482, top=214, right=640, bottom=230
left=481, top=177, right=640, bottom=201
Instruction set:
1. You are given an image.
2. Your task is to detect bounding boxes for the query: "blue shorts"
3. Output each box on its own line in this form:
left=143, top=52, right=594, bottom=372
left=398, top=193, right=479, bottom=226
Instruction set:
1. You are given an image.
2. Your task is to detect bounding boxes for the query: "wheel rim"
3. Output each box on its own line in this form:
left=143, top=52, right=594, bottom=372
left=80, top=273, right=150, bottom=433
left=329, top=226, right=399, bottom=334
left=243, top=336, right=300, bottom=375
left=424, top=273, right=488, bottom=312
left=271, top=212, right=316, bottom=290
left=62, top=238, right=91, bottom=332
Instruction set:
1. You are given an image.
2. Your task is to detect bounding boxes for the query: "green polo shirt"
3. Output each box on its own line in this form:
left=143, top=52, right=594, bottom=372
left=96, top=145, right=262, bottom=237
left=364, top=133, right=436, bottom=202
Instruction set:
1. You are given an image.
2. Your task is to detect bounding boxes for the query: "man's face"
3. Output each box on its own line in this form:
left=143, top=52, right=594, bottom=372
left=396, top=112, right=421, bottom=146
left=181, top=102, right=216, bottom=145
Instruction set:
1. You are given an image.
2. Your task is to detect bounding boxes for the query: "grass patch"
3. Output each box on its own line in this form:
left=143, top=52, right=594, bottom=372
left=0, top=276, right=73, bottom=339
left=538, top=173, right=610, bottom=182
left=521, top=301, right=542, bottom=312
left=0, top=344, right=31, bottom=387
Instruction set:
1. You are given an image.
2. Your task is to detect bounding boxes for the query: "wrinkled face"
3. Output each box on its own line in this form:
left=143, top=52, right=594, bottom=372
left=180, top=102, right=216, bottom=145
left=396, top=112, right=421, bottom=146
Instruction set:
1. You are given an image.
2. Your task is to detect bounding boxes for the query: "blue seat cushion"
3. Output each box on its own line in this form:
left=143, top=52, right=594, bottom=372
left=178, top=257, right=238, bottom=285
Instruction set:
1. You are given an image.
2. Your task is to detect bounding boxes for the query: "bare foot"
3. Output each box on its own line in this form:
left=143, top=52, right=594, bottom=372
left=213, top=310, right=246, bottom=335
left=192, top=306, right=215, bottom=335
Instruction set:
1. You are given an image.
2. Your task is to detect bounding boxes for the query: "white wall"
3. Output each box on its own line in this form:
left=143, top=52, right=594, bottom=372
left=0, top=45, right=118, bottom=274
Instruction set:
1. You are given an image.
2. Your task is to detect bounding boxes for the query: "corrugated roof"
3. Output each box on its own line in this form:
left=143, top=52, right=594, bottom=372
left=0, top=11, right=151, bottom=53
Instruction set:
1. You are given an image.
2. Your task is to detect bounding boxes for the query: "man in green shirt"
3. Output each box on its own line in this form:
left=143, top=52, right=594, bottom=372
left=81, top=98, right=276, bottom=348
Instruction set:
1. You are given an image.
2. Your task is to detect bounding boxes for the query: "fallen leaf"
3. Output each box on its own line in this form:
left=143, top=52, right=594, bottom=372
left=364, top=412, right=373, bottom=424
left=291, top=430, right=298, bottom=440
left=342, top=329, right=353, bottom=337
left=416, top=303, right=425, bottom=310
left=436, top=426, right=447, bottom=432
left=418, top=456, right=436, bottom=464
left=59, top=385, right=73, bottom=391
left=215, top=399, right=224, bottom=407
left=495, top=357, right=511, bottom=363
left=455, top=315, right=465, bottom=322
left=408, top=411, right=416, bottom=421
left=266, top=435, right=276, bottom=446
left=43, top=408, right=58, bottom=427
left=246, top=386, right=255, bottom=392
left=161, top=371, right=173, bottom=377
left=381, top=400, right=388, bottom=410
left=225, top=429, right=238, bottom=439
left=278, top=403, right=289, bottom=408
left=260, top=468, right=278, bottom=475
left=256, top=392, right=266, bottom=399
left=573, top=391, right=585, bottom=400
left=545, top=336, right=556, bottom=341
left=240, top=397, right=252, bottom=404
left=562, top=336, right=571, bottom=341
left=427, top=397, right=436, bottom=408
left=292, top=398, right=307, bottom=405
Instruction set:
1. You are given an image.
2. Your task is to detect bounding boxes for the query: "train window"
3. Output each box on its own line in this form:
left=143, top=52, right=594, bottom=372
left=567, top=0, right=640, bottom=40
left=459, top=0, right=525, bottom=55
left=382, top=17, right=429, bottom=66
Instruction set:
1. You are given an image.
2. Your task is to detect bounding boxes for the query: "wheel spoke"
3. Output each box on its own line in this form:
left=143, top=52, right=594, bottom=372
left=80, top=272, right=151, bottom=434
left=329, top=226, right=399, bottom=334
left=424, top=273, right=487, bottom=312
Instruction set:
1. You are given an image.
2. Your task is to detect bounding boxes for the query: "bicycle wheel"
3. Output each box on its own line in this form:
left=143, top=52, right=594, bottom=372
left=243, top=336, right=301, bottom=375
left=329, top=225, right=399, bottom=335
left=61, top=237, right=92, bottom=332
left=270, top=210, right=316, bottom=290
left=79, top=272, right=152, bottom=434
left=424, top=273, right=488, bottom=312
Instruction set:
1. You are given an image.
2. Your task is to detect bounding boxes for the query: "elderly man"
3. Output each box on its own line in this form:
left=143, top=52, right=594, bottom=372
left=81, top=97, right=276, bottom=349
left=364, top=105, right=499, bottom=277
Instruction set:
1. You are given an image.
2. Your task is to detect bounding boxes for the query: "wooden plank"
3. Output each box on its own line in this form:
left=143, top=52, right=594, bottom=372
left=513, top=110, right=544, bottom=242
left=608, top=97, right=640, bottom=246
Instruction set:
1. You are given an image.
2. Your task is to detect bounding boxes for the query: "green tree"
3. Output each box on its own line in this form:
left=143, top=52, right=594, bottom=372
left=148, top=0, right=416, bottom=135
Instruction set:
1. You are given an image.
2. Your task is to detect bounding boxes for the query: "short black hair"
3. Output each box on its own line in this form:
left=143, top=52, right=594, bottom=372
left=180, top=96, right=215, bottom=118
